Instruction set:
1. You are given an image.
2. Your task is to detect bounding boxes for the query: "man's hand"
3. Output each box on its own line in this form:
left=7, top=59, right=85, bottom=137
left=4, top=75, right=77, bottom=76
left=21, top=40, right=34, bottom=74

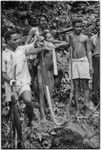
left=10, top=79, right=16, bottom=86
left=89, top=65, right=94, bottom=75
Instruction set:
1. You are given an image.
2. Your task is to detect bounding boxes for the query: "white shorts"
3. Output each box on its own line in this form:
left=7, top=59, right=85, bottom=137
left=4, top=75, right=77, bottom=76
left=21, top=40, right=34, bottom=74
left=4, top=83, right=31, bottom=102
left=69, top=57, right=91, bottom=80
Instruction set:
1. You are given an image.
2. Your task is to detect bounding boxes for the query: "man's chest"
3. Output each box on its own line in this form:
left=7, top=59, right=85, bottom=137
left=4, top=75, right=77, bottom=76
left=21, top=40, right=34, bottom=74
left=15, top=50, right=26, bottom=64
left=72, top=35, right=86, bottom=46
left=4, top=52, right=16, bottom=67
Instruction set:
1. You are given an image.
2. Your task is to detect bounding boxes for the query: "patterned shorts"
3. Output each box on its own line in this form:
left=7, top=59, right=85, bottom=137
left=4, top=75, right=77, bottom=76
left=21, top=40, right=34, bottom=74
left=4, top=83, right=31, bottom=102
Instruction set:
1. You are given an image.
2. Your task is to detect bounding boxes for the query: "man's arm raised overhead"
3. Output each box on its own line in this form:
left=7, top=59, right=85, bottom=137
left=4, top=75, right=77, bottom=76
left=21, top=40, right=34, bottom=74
left=26, top=27, right=39, bottom=44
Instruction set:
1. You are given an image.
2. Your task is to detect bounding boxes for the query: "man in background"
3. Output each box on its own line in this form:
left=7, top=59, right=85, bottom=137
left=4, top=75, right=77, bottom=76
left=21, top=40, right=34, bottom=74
left=90, top=19, right=100, bottom=105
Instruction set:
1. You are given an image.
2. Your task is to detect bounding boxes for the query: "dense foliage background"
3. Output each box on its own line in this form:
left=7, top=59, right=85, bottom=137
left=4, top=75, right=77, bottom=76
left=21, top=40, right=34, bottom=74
left=1, top=1, right=100, bottom=149
left=1, top=1, right=100, bottom=37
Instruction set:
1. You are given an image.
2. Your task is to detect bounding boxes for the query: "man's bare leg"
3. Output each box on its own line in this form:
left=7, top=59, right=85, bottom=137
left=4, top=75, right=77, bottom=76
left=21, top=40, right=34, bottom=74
left=81, top=79, right=95, bottom=110
left=81, top=79, right=89, bottom=104
left=21, top=90, right=34, bottom=125
left=39, top=90, right=47, bottom=121
left=38, top=70, right=47, bottom=121
left=73, top=79, right=80, bottom=115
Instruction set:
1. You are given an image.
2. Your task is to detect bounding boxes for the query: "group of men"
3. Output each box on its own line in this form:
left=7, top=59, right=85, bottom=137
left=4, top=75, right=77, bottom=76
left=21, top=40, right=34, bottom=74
left=2, top=14, right=100, bottom=147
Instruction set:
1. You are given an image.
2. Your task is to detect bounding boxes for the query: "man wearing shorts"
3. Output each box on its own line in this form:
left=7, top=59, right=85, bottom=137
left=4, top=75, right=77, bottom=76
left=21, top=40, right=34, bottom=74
left=68, top=19, right=94, bottom=113
left=90, top=19, right=100, bottom=104
left=2, top=30, right=42, bottom=126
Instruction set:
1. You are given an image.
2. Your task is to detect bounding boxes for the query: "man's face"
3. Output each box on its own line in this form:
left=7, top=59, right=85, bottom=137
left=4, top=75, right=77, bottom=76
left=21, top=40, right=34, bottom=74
left=8, top=34, right=21, bottom=51
left=40, top=16, right=48, bottom=29
left=74, top=22, right=82, bottom=35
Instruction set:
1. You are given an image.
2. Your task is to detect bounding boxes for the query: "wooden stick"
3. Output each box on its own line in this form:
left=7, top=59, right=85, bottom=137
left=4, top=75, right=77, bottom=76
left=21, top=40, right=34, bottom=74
left=46, top=85, right=61, bottom=126
left=66, top=35, right=73, bottom=119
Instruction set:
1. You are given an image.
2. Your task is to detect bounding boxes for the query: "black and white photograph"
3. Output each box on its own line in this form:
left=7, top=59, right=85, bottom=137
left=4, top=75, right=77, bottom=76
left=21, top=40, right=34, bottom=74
left=1, top=1, right=100, bottom=149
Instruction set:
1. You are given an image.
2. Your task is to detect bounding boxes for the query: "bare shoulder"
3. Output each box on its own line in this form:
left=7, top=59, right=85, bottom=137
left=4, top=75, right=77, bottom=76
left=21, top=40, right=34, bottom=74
left=81, top=33, right=89, bottom=42
left=90, top=34, right=97, bottom=40
left=90, top=34, right=98, bottom=46
left=81, top=33, right=88, bottom=38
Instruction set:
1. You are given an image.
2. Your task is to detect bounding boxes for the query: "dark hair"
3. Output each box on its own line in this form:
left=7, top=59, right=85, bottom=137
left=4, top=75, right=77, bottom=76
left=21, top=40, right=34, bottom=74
left=39, top=14, right=49, bottom=23
left=4, top=30, right=16, bottom=43
left=28, top=16, right=37, bottom=26
left=72, top=19, right=82, bottom=27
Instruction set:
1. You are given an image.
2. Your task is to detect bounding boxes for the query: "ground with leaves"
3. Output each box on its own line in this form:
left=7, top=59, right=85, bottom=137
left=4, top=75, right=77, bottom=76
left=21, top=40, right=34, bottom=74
left=2, top=85, right=100, bottom=149
left=1, top=1, right=100, bottom=149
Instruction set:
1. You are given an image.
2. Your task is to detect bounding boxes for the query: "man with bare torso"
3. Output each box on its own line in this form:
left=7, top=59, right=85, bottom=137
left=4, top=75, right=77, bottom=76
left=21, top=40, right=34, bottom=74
left=67, top=19, right=94, bottom=114
left=90, top=19, right=100, bottom=104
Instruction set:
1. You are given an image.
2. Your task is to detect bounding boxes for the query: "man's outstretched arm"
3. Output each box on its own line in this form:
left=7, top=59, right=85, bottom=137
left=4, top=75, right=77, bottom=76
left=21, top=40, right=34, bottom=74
left=55, top=41, right=70, bottom=49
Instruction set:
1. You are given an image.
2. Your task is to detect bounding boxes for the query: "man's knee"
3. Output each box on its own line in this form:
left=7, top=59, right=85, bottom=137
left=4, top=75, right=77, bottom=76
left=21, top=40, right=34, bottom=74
left=21, top=90, right=32, bottom=103
left=81, top=79, right=89, bottom=90
left=73, top=79, right=80, bottom=91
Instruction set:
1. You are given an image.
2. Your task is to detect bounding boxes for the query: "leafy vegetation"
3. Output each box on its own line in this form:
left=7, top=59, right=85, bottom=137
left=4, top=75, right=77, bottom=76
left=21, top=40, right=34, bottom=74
left=1, top=1, right=100, bottom=149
